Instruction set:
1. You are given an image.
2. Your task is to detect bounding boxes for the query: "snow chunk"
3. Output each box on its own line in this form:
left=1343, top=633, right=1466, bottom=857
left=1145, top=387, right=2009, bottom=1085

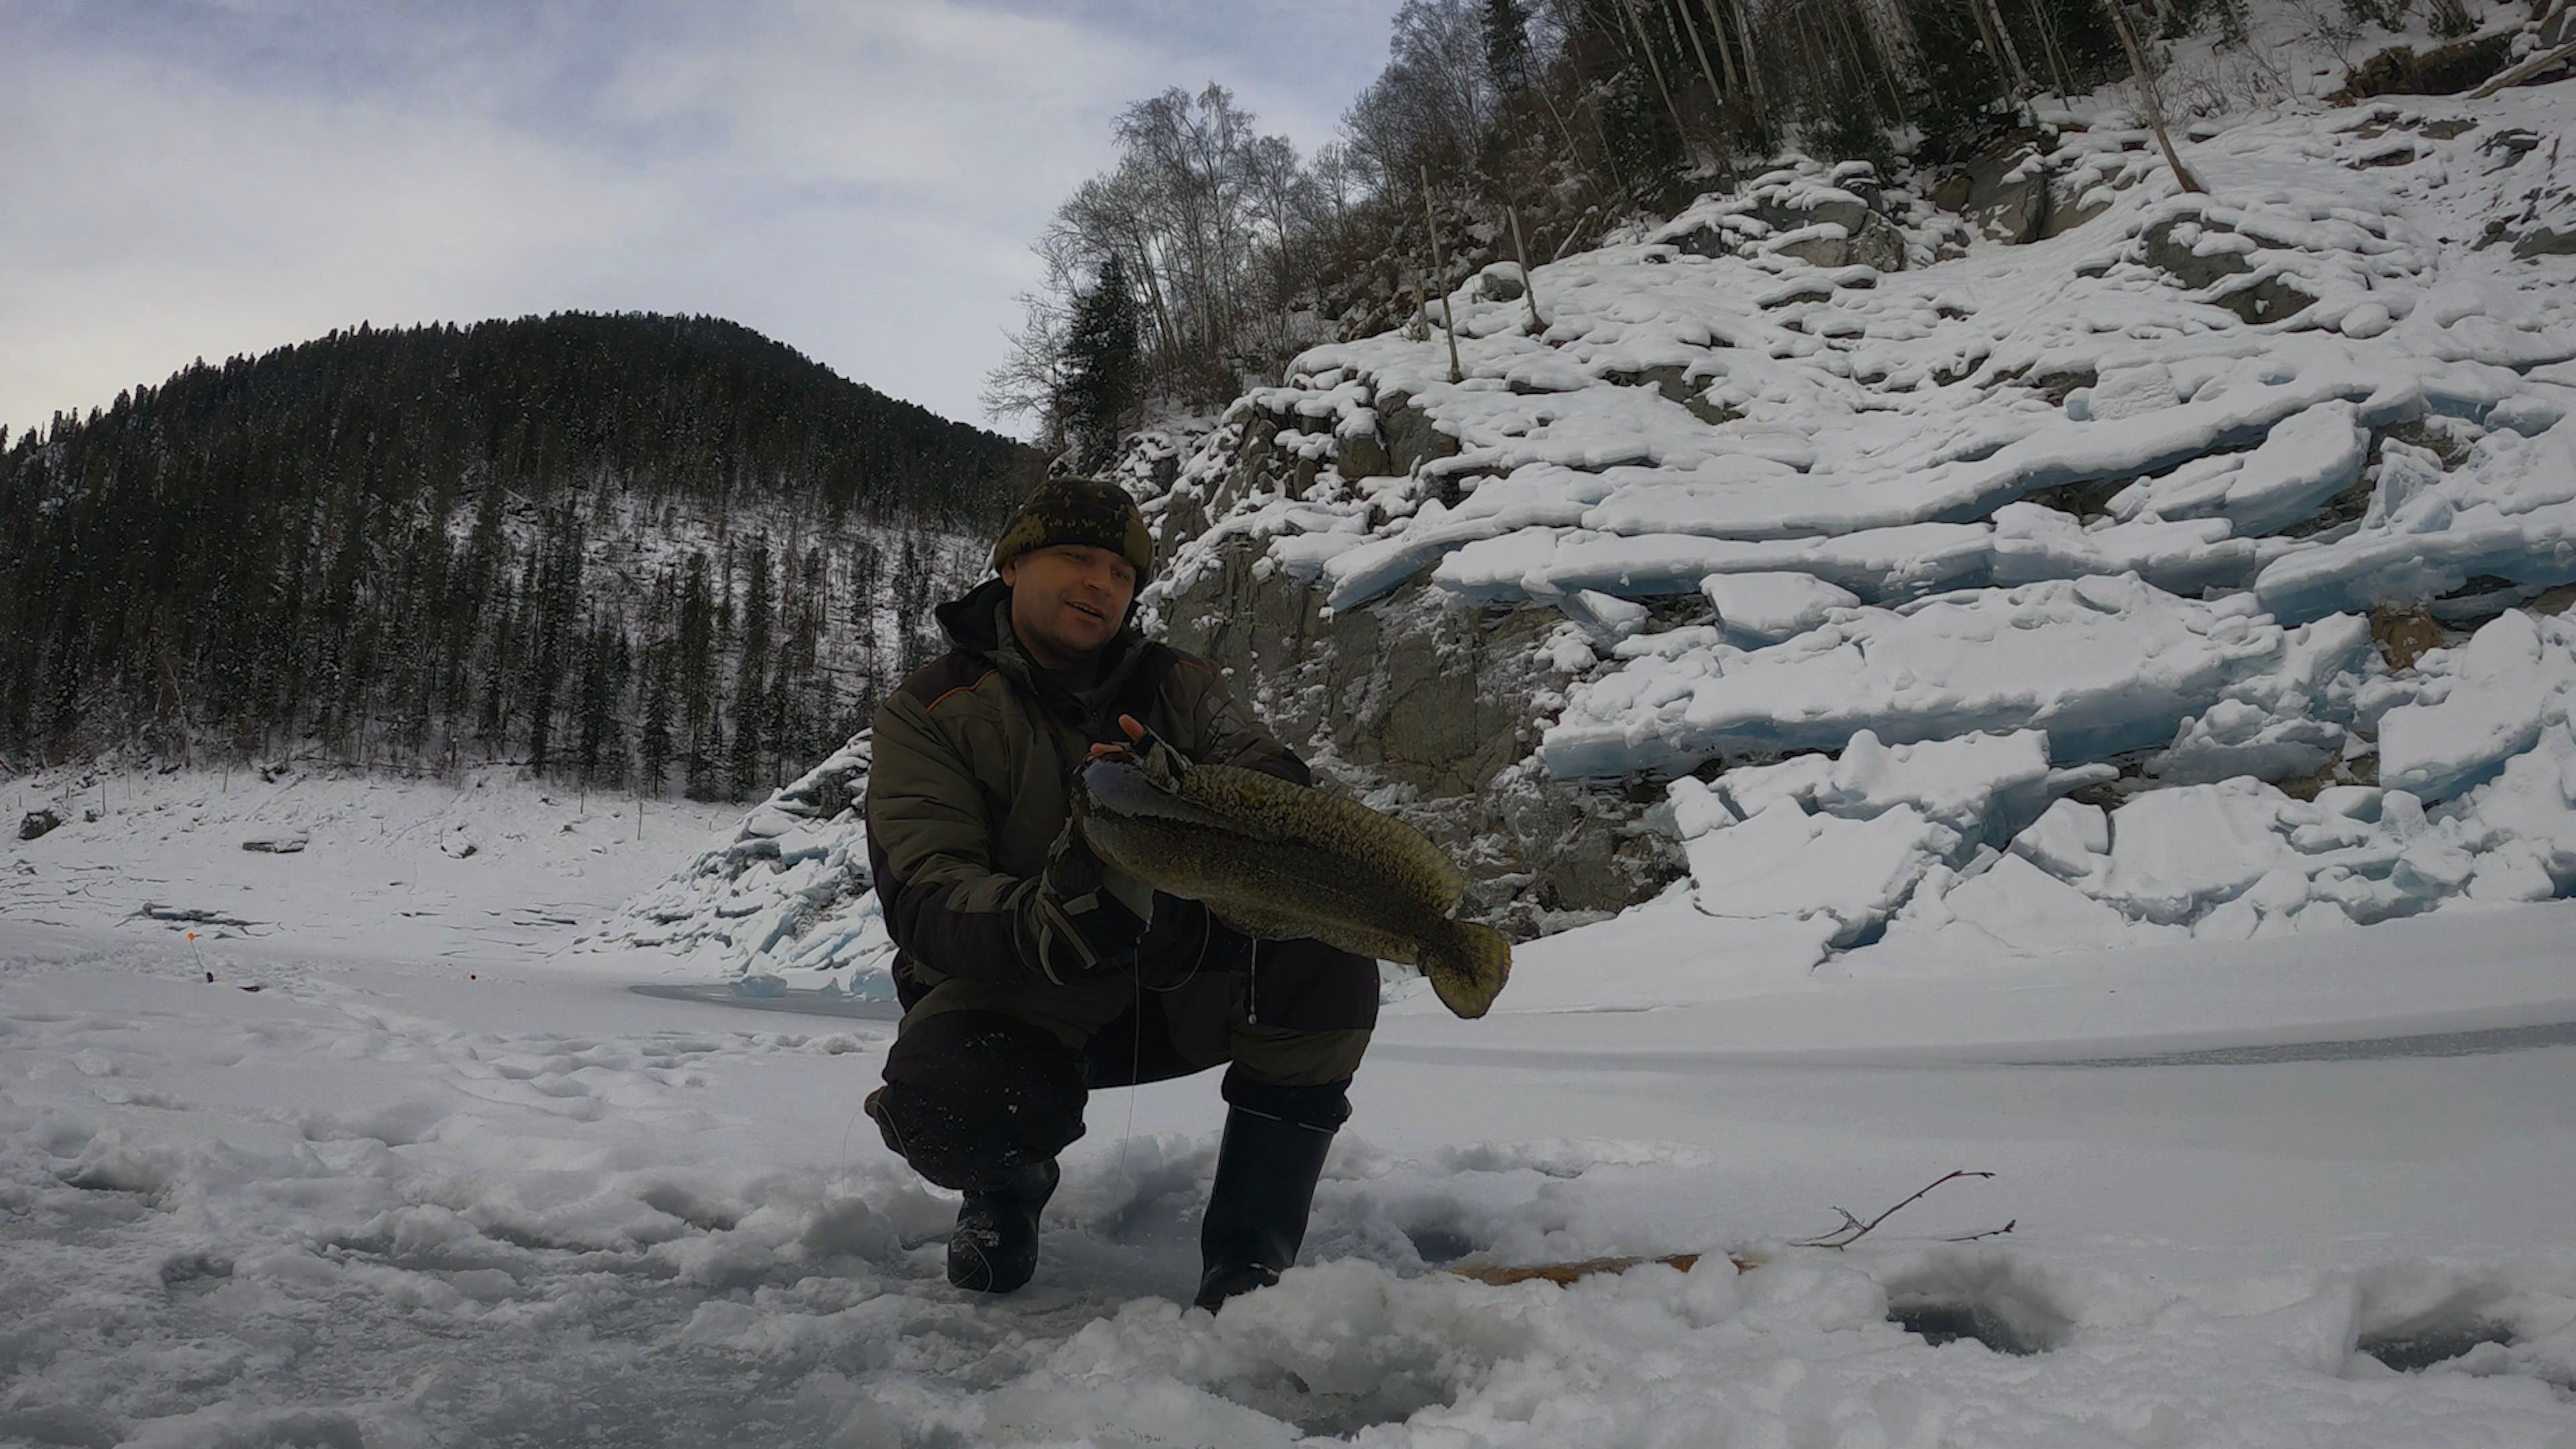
left=591, top=733, right=895, bottom=994
left=1544, top=576, right=2305, bottom=779
left=1991, top=503, right=2257, bottom=595
left=2377, top=611, right=2576, bottom=802
left=1705, top=729, right=2077, bottom=845
left=2149, top=698, right=2345, bottom=785
left=2112, top=401, right=2370, bottom=537
left=2256, top=425, right=2576, bottom=623
left=1816, top=729, right=2064, bottom=842
left=1436, top=521, right=1992, bottom=606
left=2102, top=780, right=2308, bottom=925
left=1701, top=571, right=1860, bottom=644
left=1679, top=797, right=1951, bottom=945
left=1929, top=851, right=2182, bottom=954
left=2010, top=796, right=2111, bottom=881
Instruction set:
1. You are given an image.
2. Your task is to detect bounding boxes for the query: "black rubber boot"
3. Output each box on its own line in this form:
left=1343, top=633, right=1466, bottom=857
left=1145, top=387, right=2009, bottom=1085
left=1193, top=1104, right=1337, bottom=1312
left=948, top=1158, right=1059, bottom=1294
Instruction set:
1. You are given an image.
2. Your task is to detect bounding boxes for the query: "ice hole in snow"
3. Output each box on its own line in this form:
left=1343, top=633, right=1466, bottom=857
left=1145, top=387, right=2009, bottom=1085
left=1888, top=1298, right=2049, bottom=1355
left=1878, top=1256, right=2074, bottom=1356
left=1401, top=1220, right=1481, bottom=1265
left=2349, top=1265, right=2542, bottom=1377
left=2357, top=1318, right=2517, bottom=1373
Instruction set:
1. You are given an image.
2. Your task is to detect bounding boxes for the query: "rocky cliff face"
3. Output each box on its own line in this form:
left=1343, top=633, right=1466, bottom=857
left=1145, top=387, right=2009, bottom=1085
left=1155, top=528, right=1680, bottom=936
left=1128, top=99, right=2576, bottom=955
left=1133, top=160, right=1963, bottom=938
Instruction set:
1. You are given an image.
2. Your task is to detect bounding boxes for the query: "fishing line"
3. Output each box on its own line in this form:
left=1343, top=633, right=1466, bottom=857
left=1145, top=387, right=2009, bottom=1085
left=1116, top=906, right=1211, bottom=1193
left=1116, top=964, right=1140, bottom=1191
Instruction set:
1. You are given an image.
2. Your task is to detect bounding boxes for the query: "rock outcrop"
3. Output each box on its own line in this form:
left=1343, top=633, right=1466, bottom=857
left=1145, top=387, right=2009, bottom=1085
left=1159, top=535, right=1680, bottom=936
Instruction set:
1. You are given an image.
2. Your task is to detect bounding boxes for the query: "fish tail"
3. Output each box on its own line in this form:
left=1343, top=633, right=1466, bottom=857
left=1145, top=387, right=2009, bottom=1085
left=1422, top=919, right=1512, bottom=1020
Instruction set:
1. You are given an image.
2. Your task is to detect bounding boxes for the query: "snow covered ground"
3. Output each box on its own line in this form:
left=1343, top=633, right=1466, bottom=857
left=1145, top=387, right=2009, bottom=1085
left=7, top=767, right=2576, bottom=1446
left=0, top=762, right=738, bottom=969
left=11, top=15, right=2576, bottom=1442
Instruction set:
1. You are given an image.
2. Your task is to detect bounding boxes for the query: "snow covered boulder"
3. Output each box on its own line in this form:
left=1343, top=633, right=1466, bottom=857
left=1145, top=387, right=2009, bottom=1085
left=2375, top=610, right=2576, bottom=802
left=2148, top=699, right=2347, bottom=786
left=1660, top=729, right=2104, bottom=949
left=1658, top=163, right=1911, bottom=272
left=2106, top=401, right=2369, bottom=538
left=1700, top=572, right=1860, bottom=645
left=2135, top=203, right=2319, bottom=325
left=1666, top=781, right=1947, bottom=947
left=1707, top=729, right=2094, bottom=849
left=590, top=733, right=895, bottom=994
left=1543, top=576, right=2327, bottom=780
left=2255, top=422, right=2576, bottom=625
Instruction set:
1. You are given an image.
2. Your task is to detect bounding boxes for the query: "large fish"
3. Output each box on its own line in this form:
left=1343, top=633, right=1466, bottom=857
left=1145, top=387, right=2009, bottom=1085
left=1072, top=753, right=1511, bottom=1019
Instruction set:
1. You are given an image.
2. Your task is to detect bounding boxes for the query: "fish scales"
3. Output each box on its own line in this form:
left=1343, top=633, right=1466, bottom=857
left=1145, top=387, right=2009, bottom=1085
left=1163, top=765, right=1467, bottom=908
left=1073, top=756, right=1511, bottom=1019
left=1089, top=808, right=1444, bottom=956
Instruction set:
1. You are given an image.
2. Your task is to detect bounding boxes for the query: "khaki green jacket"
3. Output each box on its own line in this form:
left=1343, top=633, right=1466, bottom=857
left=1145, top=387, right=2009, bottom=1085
left=865, top=576, right=1306, bottom=989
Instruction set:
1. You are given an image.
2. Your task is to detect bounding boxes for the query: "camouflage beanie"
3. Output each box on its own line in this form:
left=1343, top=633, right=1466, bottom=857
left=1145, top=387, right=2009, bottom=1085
left=989, top=476, right=1155, bottom=584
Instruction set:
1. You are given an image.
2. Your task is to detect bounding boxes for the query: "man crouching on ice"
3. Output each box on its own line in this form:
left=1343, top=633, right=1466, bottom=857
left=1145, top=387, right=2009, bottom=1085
left=861, top=474, right=1377, bottom=1308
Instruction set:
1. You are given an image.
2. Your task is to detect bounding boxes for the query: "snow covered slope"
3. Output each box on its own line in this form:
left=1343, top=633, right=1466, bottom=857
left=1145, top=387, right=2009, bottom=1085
left=2, top=761, right=735, bottom=967
left=581, top=735, right=897, bottom=996
left=1132, top=79, right=2576, bottom=1002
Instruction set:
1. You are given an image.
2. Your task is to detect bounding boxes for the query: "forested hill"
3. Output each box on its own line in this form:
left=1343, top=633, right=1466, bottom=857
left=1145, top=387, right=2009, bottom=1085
left=0, top=312, right=1043, bottom=798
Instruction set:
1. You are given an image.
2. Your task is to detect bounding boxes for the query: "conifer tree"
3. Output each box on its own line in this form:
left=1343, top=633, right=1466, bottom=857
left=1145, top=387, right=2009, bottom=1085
left=1053, top=252, right=1146, bottom=474
left=729, top=540, right=773, bottom=800
left=1483, top=0, right=1534, bottom=93
left=679, top=554, right=718, bottom=798
left=639, top=640, right=675, bottom=796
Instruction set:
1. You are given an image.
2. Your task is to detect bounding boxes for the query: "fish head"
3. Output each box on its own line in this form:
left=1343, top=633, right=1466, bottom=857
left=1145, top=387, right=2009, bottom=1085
left=1075, top=752, right=1197, bottom=824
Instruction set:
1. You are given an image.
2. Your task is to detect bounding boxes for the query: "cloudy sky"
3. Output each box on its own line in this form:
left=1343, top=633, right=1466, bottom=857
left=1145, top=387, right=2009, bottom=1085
left=0, top=0, right=1405, bottom=440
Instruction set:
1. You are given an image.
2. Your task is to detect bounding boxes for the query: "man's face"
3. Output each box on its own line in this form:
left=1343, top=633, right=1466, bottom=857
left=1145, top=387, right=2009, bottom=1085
left=1001, top=543, right=1136, bottom=668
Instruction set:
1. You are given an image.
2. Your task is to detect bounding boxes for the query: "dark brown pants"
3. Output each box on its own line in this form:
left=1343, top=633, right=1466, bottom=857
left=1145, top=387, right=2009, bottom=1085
left=865, top=922, right=1377, bottom=1191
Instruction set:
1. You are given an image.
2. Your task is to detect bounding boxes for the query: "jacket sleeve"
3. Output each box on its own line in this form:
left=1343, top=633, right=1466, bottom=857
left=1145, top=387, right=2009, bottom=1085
left=864, top=689, right=1038, bottom=985
left=1166, top=657, right=1312, bottom=788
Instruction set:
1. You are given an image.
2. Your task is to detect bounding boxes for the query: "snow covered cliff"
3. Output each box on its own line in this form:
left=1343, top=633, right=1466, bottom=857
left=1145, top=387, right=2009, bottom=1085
left=1130, top=83, right=2576, bottom=1002
left=610, top=74, right=2576, bottom=1006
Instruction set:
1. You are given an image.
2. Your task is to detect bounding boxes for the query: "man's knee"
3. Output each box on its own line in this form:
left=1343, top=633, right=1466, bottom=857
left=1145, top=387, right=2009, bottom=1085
left=1250, top=938, right=1380, bottom=1034
left=1222, top=1066, right=1352, bottom=1132
left=1228, top=1022, right=1371, bottom=1097
left=867, top=1010, right=1088, bottom=1190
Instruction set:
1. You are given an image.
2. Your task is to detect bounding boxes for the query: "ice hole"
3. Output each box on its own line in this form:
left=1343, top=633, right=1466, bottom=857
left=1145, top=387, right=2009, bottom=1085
left=1402, top=1221, right=1480, bottom=1265
left=2352, top=1265, right=2524, bottom=1375
left=1888, top=1296, right=2051, bottom=1355
left=1881, top=1257, right=2074, bottom=1356
left=2357, top=1318, right=2516, bottom=1373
